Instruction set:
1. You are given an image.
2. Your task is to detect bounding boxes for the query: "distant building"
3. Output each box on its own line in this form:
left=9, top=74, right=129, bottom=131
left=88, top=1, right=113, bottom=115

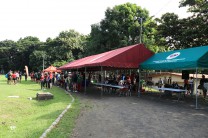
left=148, top=72, right=208, bottom=86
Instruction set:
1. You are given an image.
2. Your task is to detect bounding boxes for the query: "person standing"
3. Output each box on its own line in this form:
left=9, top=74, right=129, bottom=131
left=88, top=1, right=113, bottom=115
left=24, top=72, right=27, bottom=81
left=168, top=77, right=172, bottom=85
left=135, top=73, right=140, bottom=94
left=163, top=77, right=168, bottom=85
left=158, top=78, right=163, bottom=88
left=184, top=79, right=189, bottom=90
left=19, top=71, right=22, bottom=83
left=49, top=72, right=53, bottom=89
left=12, top=71, right=17, bottom=84
left=7, top=70, right=12, bottom=84
left=66, top=73, right=72, bottom=92
left=64, top=74, right=69, bottom=92
left=40, top=72, right=45, bottom=90
left=16, top=71, right=19, bottom=83
left=189, top=77, right=194, bottom=96
left=77, top=73, right=83, bottom=92
left=72, top=72, right=78, bottom=92
left=199, top=75, right=208, bottom=98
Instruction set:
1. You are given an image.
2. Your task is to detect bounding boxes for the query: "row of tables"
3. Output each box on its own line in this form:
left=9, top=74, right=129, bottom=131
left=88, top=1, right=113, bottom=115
left=93, top=82, right=128, bottom=89
left=93, top=82, right=188, bottom=101
left=92, top=83, right=129, bottom=96
left=156, top=87, right=187, bottom=101
left=93, top=82, right=208, bottom=102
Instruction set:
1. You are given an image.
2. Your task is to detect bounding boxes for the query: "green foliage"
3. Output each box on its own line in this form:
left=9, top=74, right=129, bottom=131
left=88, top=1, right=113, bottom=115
left=0, top=40, right=20, bottom=71
left=0, top=31, right=86, bottom=72
left=17, top=36, right=42, bottom=71
left=85, top=3, right=156, bottom=56
left=179, top=0, right=208, bottom=47
left=52, top=60, right=68, bottom=67
left=44, top=30, right=86, bottom=66
left=29, top=50, right=46, bottom=71
left=155, top=0, right=208, bottom=50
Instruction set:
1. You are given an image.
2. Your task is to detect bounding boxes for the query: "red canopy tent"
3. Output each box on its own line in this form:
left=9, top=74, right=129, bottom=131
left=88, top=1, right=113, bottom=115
left=59, top=44, right=154, bottom=71
left=59, top=44, right=154, bottom=95
left=44, top=66, right=61, bottom=72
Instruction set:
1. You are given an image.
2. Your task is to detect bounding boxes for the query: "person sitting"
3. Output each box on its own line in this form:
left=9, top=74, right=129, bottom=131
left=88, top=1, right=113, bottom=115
left=172, top=81, right=179, bottom=89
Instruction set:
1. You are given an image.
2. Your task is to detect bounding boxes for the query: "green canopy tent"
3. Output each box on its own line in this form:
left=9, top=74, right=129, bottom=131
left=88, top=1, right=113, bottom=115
left=140, top=45, right=208, bottom=109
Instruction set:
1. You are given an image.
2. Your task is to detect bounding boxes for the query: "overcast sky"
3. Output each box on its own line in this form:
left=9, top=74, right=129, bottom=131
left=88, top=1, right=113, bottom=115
left=0, top=0, right=191, bottom=42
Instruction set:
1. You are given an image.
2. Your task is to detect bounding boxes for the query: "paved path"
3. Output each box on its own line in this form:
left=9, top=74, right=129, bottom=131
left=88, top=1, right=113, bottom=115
left=71, top=92, right=208, bottom=138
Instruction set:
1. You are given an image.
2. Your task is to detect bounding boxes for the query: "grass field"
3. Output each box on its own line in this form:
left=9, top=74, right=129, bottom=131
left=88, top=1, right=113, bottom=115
left=0, top=75, right=80, bottom=138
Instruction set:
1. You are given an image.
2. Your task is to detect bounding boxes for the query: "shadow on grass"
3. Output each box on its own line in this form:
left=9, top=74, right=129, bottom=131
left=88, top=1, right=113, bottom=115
left=33, top=98, right=58, bottom=106
left=27, top=88, right=41, bottom=91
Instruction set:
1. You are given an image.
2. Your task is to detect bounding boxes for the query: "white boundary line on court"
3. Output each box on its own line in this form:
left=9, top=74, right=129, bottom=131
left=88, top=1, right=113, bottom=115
left=40, top=92, right=75, bottom=138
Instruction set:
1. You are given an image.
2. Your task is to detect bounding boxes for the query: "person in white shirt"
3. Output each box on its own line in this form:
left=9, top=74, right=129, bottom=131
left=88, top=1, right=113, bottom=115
left=189, top=77, right=194, bottom=96
left=16, top=72, right=19, bottom=82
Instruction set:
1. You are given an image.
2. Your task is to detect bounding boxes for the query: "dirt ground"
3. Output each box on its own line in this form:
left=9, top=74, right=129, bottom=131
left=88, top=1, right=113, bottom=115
left=70, top=89, right=208, bottom=138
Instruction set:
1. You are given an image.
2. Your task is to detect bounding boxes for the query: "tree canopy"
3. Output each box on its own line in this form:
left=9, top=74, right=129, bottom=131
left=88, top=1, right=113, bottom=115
left=85, top=3, right=156, bottom=56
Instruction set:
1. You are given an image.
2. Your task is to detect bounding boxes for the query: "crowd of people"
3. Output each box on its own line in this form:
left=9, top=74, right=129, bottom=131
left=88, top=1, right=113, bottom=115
left=5, top=70, right=23, bottom=84
left=4, top=69, right=208, bottom=98
left=5, top=70, right=85, bottom=93
left=91, top=72, right=141, bottom=95
left=28, top=71, right=84, bottom=92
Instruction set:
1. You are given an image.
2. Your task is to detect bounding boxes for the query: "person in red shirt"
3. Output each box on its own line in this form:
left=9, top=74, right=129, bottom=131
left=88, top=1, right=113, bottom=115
left=184, top=79, right=189, bottom=89
left=12, top=71, right=17, bottom=84
left=49, top=72, right=53, bottom=89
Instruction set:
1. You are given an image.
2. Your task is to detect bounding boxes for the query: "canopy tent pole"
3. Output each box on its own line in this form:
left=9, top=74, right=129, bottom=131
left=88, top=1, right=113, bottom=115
left=138, top=69, right=141, bottom=97
left=84, top=67, right=87, bottom=95
left=101, top=66, right=103, bottom=97
left=195, top=68, right=198, bottom=109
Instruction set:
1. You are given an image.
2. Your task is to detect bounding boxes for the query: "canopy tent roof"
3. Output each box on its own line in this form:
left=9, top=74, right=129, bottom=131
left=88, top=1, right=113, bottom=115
left=44, top=65, right=61, bottom=72
left=140, top=46, right=208, bottom=70
left=59, top=44, right=154, bottom=71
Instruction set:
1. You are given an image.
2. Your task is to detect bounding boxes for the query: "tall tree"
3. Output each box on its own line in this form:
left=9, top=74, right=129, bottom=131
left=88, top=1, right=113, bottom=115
left=179, top=0, right=208, bottom=47
left=155, top=0, right=207, bottom=50
left=45, top=30, right=86, bottom=67
left=86, top=3, right=156, bottom=55
left=155, top=13, right=182, bottom=49
left=17, top=36, right=42, bottom=71
left=0, top=40, right=19, bottom=71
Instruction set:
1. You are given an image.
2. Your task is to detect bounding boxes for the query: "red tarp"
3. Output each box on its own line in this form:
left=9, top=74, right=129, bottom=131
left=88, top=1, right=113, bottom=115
left=44, top=66, right=61, bottom=72
left=59, top=44, right=154, bottom=71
